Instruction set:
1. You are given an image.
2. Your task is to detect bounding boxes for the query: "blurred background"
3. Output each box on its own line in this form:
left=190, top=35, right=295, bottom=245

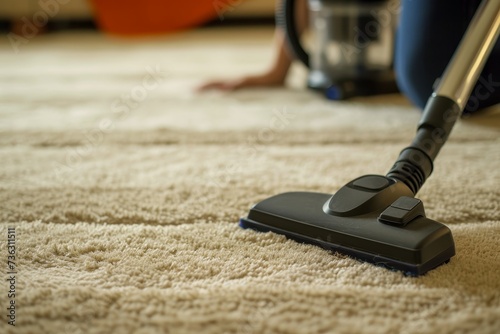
left=0, top=0, right=276, bottom=35
left=0, top=0, right=307, bottom=135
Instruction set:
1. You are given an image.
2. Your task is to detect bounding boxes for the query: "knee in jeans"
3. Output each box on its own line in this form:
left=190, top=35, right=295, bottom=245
left=395, top=58, right=432, bottom=109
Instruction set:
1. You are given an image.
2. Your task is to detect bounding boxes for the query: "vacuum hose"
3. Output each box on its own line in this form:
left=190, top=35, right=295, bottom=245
left=387, top=96, right=460, bottom=194
left=280, top=0, right=310, bottom=67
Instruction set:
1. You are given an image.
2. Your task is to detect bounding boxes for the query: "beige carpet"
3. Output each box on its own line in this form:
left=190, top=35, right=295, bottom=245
left=1, top=27, right=500, bottom=334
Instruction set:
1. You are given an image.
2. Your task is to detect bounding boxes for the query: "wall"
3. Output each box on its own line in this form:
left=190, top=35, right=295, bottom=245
left=0, top=0, right=275, bottom=20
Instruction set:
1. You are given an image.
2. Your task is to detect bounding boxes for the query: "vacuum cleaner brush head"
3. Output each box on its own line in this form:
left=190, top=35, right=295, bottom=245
left=240, top=175, right=455, bottom=276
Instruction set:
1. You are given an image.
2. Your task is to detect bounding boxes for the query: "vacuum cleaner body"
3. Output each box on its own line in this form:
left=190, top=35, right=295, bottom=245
left=283, top=0, right=400, bottom=99
left=242, top=0, right=500, bottom=276
left=240, top=175, right=455, bottom=276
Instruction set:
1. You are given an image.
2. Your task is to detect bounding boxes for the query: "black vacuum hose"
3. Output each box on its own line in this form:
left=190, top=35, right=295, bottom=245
left=280, top=0, right=310, bottom=67
left=387, top=96, right=461, bottom=194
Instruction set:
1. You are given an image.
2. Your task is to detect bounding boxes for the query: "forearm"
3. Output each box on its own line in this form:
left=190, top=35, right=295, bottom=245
left=197, top=0, right=310, bottom=91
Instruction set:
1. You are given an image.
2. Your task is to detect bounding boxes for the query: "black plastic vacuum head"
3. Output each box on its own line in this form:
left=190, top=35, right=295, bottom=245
left=240, top=175, right=455, bottom=276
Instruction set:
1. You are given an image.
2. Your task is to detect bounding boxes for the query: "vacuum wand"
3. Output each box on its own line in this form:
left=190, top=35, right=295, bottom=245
left=387, top=0, right=500, bottom=195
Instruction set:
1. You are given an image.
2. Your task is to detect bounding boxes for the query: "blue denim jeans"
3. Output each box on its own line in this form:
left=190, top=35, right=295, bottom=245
left=395, top=0, right=500, bottom=112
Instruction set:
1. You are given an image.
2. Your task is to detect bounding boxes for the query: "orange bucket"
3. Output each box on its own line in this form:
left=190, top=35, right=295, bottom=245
left=90, top=0, right=227, bottom=35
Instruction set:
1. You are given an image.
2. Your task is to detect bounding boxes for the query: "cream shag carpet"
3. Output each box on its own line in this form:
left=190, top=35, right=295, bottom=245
left=1, top=27, right=499, bottom=334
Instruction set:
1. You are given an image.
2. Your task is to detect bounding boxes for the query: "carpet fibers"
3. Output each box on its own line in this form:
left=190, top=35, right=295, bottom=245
left=1, top=27, right=499, bottom=333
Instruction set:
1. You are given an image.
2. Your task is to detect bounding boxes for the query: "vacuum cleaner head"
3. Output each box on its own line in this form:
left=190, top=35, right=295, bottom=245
left=240, top=175, right=455, bottom=276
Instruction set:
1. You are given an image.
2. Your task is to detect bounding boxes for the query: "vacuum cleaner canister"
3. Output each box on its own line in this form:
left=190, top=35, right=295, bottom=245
left=240, top=175, right=455, bottom=276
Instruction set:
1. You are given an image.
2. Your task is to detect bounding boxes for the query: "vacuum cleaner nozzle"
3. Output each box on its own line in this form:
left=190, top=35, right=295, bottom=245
left=240, top=175, right=455, bottom=276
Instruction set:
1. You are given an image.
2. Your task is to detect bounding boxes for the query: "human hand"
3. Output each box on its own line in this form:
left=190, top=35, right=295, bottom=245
left=197, top=71, right=286, bottom=92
